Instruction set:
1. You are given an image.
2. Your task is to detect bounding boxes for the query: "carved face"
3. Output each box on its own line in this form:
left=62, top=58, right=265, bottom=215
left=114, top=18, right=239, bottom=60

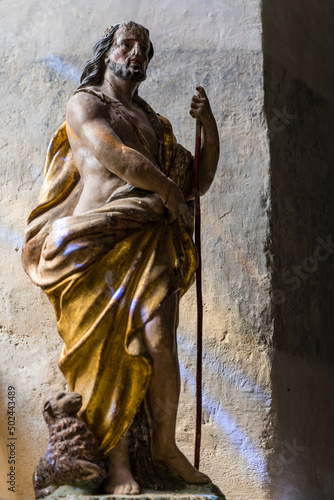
left=107, top=25, right=151, bottom=82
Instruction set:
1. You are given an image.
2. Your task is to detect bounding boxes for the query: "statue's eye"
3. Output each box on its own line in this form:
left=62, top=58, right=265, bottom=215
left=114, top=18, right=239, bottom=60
left=56, top=392, right=65, bottom=400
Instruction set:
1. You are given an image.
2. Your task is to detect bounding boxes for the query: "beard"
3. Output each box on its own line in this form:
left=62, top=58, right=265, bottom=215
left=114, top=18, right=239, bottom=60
left=108, top=59, right=147, bottom=83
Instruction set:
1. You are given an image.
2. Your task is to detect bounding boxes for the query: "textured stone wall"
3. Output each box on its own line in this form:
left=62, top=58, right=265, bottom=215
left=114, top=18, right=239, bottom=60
left=0, top=1, right=273, bottom=500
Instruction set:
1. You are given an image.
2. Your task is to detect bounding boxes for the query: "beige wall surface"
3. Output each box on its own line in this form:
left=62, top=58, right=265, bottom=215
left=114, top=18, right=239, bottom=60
left=0, top=1, right=272, bottom=500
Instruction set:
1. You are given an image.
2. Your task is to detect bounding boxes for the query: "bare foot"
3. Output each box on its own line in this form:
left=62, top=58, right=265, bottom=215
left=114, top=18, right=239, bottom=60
left=104, top=436, right=140, bottom=495
left=152, top=443, right=211, bottom=484
left=104, top=463, right=140, bottom=494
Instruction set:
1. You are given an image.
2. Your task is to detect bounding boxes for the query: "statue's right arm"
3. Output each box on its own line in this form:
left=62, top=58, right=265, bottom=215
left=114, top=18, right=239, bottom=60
left=66, top=93, right=191, bottom=224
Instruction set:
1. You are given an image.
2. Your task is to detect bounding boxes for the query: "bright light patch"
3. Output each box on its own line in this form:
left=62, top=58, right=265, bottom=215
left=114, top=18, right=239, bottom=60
left=45, top=54, right=81, bottom=82
left=51, top=218, right=69, bottom=249
left=63, top=242, right=81, bottom=256
left=130, top=297, right=138, bottom=316
left=179, top=362, right=268, bottom=483
left=0, top=227, right=23, bottom=249
left=112, top=286, right=125, bottom=302
left=178, top=335, right=270, bottom=405
left=27, top=161, right=43, bottom=186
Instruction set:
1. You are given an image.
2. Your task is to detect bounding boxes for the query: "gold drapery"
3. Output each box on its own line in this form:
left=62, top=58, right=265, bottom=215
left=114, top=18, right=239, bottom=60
left=22, top=111, right=197, bottom=458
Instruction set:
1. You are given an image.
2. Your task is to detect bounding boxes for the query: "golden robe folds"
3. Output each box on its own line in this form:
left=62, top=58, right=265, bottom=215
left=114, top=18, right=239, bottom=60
left=22, top=113, right=197, bottom=458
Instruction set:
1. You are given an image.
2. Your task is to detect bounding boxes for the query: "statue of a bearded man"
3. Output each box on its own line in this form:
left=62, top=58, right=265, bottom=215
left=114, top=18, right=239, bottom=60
left=22, top=21, right=219, bottom=495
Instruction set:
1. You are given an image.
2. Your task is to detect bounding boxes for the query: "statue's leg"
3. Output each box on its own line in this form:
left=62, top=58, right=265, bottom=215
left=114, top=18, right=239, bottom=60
left=144, top=293, right=210, bottom=484
left=104, top=431, right=140, bottom=494
left=104, top=292, right=209, bottom=493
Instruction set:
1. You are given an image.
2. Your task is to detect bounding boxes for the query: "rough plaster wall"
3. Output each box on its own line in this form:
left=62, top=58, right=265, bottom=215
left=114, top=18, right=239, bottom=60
left=262, top=0, right=334, bottom=498
left=0, top=1, right=272, bottom=500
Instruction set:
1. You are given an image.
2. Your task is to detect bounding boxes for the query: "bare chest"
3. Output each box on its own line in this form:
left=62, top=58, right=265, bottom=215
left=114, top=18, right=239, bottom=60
left=108, top=102, right=160, bottom=162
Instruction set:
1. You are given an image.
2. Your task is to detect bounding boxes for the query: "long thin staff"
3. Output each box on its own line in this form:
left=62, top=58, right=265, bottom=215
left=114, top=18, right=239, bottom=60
left=194, top=117, right=203, bottom=470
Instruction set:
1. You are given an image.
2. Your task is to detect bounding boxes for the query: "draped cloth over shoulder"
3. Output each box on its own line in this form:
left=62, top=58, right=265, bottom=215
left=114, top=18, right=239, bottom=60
left=22, top=99, right=197, bottom=458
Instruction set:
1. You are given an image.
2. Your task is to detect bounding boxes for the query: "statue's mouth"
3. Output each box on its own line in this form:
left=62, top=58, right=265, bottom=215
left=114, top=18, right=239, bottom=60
left=127, top=58, right=142, bottom=70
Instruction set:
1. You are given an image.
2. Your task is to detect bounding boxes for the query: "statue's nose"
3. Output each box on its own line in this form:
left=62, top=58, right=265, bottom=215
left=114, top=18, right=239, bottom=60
left=132, top=43, right=142, bottom=56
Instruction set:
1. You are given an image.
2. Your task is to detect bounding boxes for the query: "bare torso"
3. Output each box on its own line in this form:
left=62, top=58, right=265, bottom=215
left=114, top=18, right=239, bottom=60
left=66, top=86, right=159, bottom=215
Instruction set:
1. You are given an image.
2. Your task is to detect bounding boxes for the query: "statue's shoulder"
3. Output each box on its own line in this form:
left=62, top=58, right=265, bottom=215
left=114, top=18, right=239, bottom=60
left=71, top=86, right=118, bottom=106
left=67, top=87, right=114, bottom=127
left=67, top=87, right=109, bottom=114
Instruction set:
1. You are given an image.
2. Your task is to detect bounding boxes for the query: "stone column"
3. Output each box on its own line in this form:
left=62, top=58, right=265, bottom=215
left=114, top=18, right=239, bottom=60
left=263, top=1, right=334, bottom=498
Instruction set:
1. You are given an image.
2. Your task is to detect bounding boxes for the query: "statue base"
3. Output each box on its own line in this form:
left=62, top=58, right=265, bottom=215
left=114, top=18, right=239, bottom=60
left=43, top=481, right=226, bottom=500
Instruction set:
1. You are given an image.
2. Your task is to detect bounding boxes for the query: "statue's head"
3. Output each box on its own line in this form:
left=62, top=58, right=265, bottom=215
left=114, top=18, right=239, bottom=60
left=79, top=21, right=154, bottom=89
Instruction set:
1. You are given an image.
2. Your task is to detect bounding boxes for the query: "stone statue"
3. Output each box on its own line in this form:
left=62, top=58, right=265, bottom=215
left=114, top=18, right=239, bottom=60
left=22, top=21, right=219, bottom=495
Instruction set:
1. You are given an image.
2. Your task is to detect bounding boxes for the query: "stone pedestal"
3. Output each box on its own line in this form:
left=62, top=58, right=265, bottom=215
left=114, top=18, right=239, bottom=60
left=43, top=483, right=226, bottom=500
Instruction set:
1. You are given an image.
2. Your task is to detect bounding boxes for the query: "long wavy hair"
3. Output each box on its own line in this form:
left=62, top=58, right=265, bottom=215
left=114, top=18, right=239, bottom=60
left=78, top=22, right=154, bottom=89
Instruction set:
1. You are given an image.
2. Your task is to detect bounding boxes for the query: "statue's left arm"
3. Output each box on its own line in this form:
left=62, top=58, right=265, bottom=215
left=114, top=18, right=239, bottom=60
left=183, top=86, right=220, bottom=200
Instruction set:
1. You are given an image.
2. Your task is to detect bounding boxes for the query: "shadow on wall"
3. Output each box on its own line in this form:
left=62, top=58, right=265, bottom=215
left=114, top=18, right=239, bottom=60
left=262, top=0, right=334, bottom=499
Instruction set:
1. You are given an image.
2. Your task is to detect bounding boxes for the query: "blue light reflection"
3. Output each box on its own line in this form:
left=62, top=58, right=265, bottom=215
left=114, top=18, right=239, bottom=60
left=45, top=54, right=81, bottom=82
left=51, top=218, right=69, bottom=249
left=63, top=242, right=81, bottom=256
left=178, top=335, right=270, bottom=405
left=179, top=362, right=268, bottom=483
left=0, top=227, right=23, bottom=249
left=27, top=161, right=43, bottom=186
left=111, top=286, right=125, bottom=302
